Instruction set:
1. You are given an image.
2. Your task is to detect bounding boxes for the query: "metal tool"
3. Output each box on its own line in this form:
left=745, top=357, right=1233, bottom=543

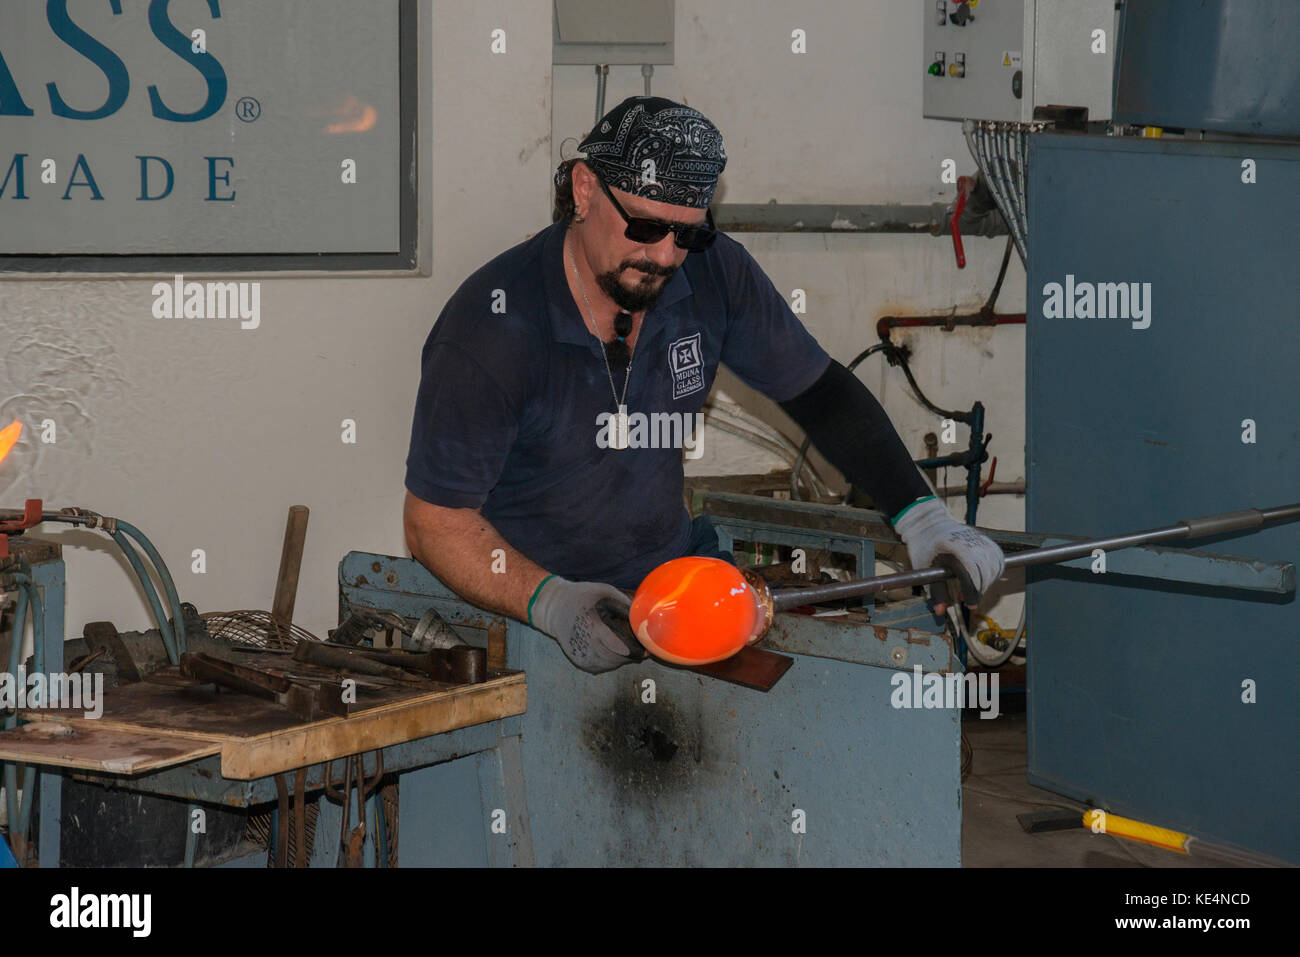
left=179, top=652, right=351, bottom=721
left=324, top=750, right=384, bottom=868
left=608, top=502, right=1299, bottom=692
left=342, top=644, right=487, bottom=684
left=330, top=606, right=410, bottom=646
left=273, top=766, right=310, bottom=868
left=299, top=640, right=487, bottom=684
left=406, top=606, right=466, bottom=651
left=82, top=620, right=142, bottom=683
left=766, top=502, right=1300, bottom=613
left=291, top=641, right=424, bottom=683
left=597, top=598, right=794, bottom=693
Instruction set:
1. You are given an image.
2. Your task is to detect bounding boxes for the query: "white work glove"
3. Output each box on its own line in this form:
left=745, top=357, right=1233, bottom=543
left=528, top=576, right=646, bottom=674
left=892, top=497, right=1005, bottom=613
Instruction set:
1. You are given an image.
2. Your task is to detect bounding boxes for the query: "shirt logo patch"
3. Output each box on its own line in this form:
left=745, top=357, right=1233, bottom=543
left=669, top=333, right=704, bottom=400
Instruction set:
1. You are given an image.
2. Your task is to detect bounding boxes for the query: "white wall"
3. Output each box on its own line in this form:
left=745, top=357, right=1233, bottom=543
left=1, top=0, right=1027, bottom=646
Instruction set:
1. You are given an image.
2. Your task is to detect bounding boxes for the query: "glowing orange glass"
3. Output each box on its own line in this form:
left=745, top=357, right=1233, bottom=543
left=629, top=556, right=764, bottom=665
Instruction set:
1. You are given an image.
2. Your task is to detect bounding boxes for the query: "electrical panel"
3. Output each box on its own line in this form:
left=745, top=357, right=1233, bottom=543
left=553, top=0, right=674, bottom=65
left=923, top=0, right=1115, bottom=123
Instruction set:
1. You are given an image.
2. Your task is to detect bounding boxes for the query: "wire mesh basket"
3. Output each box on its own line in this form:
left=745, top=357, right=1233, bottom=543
left=199, top=609, right=320, bottom=649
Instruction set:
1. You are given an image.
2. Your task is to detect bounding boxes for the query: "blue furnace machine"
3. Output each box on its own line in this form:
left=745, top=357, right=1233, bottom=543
left=1026, top=132, right=1300, bottom=864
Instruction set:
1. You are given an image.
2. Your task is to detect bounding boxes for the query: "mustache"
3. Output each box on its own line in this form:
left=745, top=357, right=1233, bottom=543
left=622, top=260, right=676, bottom=277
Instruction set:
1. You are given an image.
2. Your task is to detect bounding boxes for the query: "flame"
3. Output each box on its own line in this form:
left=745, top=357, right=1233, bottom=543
left=0, top=420, right=20, bottom=465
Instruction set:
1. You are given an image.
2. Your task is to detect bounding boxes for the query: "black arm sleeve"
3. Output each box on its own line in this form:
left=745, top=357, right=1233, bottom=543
left=778, top=359, right=932, bottom=520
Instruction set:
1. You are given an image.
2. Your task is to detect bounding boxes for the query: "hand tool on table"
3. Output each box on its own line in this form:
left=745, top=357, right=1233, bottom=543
left=340, top=644, right=486, bottom=684
left=292, top=640, right=462, bottom=683
left=290, top=640, right=426, bottom=683
left=82, top=620, right=142, bottom=683
left=330, top=603, right=463, bottom=652
left=406, top=606, right=468, bottom=651
left=295, top=640, right=487, bottom=684
left=180, top=652, right=351, bottom=721
left=623, top=502, right=1300, bottom=683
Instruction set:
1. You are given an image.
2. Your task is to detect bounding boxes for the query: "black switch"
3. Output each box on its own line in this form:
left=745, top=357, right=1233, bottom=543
left=951, top=2, right=974, bottom=26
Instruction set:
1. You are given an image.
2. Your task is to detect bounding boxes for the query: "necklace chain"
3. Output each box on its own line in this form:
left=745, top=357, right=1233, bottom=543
left=567, top=235, right=632, bottom=412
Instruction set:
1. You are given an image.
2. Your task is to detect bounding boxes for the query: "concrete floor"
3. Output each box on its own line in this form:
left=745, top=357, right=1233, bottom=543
left=961, top=713, right=1255, bottom=868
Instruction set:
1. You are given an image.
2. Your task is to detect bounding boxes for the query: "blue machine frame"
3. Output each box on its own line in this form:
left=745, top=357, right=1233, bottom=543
left=0, top=539, right=66, bottom=868
left=1026, top=133, right=1300, bottom=864
left=345, top=496, right=965, bottom=867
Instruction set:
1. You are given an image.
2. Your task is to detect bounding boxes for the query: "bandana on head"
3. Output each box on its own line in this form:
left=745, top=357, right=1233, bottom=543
left=563, top=96, right=727, bottom=209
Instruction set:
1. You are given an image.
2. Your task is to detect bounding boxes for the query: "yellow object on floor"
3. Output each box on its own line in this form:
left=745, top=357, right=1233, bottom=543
left=1083, top=809, right=1190, bottom=853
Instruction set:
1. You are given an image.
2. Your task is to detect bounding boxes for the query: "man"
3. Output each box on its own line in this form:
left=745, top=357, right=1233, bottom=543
left=405, top=96, right=1003, bottom=674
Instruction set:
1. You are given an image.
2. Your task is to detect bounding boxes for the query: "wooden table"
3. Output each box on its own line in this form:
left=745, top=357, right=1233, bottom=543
left=0, top=664, right=525, bottom=780
left=0, top=658, right=528, bottom=866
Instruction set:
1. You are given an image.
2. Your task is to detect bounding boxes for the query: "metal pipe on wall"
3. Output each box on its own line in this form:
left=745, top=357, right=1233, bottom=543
left=713, top=203, right=952, bottom=234
left=594, top=64, right=609, bottom=123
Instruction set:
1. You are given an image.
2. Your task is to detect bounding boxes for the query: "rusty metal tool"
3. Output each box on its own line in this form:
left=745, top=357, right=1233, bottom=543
left=328, top=644, right=487, bottom=684
left=82, top=620, right=142, bottom=683
left=291, top=641, right=425, bottom=683
left=597, top=600, right=794, bottom=693
left=690, top=646, right=795, bottom=691
left=180, top=652, right=350, bottom=721
left=324, top=750, right=383, bottom=868
left=273, top=766, right=310, bottom=868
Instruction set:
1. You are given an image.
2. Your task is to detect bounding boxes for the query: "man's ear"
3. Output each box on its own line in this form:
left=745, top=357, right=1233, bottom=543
left=571, top=161, right=596, bottom=213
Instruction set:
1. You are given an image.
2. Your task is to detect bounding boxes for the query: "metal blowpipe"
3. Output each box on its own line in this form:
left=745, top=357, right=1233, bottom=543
left=769, top=503, right=1300, bottom=612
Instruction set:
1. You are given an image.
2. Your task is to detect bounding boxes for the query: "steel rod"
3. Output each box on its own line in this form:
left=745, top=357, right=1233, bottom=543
left=771, top=503, right=1300, bottom=610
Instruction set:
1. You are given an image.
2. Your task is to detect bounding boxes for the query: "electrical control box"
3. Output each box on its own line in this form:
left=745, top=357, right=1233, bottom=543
left=923, top=0, right=1115, bottom=123
left=553, top=0, right=674, bottom=65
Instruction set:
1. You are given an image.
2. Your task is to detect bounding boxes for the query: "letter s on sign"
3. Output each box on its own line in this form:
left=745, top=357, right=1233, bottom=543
left=148, top=0, right=228, bottom=122
left=46, top=0, right=130, bottom=121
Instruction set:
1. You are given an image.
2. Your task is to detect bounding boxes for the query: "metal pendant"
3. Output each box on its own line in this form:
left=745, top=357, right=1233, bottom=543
left=609, top=404, right=630, bottom=450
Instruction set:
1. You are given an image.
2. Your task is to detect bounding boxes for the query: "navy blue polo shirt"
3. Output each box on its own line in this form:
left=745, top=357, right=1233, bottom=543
left=405, top=220, right=831, bottom=589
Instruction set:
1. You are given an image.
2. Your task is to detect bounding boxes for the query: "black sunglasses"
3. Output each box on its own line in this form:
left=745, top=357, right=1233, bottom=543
left=595, top=175, right=718, bottom=251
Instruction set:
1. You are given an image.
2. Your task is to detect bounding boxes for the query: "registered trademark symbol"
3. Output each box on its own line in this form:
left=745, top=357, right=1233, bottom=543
left=235, top=96, right=261, bottom=122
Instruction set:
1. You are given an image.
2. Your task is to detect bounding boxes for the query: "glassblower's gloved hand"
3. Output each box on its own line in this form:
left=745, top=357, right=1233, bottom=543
left=892, top=497, right=1005, bottom=612
left=528, top=575, right=646, bottom=674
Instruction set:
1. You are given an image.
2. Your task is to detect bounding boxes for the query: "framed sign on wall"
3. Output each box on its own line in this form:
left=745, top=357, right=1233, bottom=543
left=0, top=0, right=417, bottom=272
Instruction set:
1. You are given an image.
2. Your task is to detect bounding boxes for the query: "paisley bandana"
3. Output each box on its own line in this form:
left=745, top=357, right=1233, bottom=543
left=562, top=96, right=727, bottom=209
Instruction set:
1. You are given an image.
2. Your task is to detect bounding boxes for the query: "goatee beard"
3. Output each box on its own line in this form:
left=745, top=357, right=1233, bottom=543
left=596, top=265, right=675, bottom=313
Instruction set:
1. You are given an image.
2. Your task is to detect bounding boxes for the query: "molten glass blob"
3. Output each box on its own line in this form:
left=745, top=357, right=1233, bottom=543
left=629, top=556, right=765, bottom=665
